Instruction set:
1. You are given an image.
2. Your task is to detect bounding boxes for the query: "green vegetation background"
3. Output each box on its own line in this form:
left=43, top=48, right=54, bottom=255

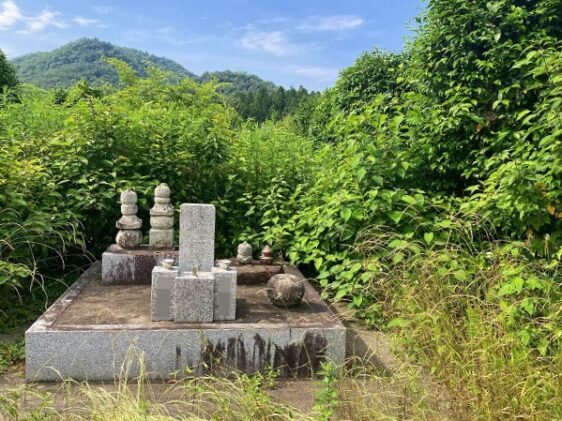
left=1, top=0, right=562, bottom=418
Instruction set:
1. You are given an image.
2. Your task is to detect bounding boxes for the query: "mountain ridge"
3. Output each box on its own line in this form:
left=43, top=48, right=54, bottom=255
left=11, top=38, right=278, bottom=93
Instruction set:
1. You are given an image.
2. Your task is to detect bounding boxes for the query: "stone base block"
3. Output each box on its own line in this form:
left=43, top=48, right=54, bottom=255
left=26, top=262, right=345, bottom=381
left=151, top=266, right=177, bottom=321
left=149, top=229, right=174, bottom=249
left=102, top=244, right=178, bottom=285
left=212, top=267, right=237, bottom=321
left=173, top=273, right=214, bottom=323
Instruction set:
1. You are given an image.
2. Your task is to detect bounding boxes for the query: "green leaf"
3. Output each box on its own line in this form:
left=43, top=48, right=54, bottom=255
left=389, top=211, right=402, bottom=224
left=424, top=232, right=434, bottom=244
left=341, top=208, right=352, bottom=222
left=401, top=194, right=417, bottom=205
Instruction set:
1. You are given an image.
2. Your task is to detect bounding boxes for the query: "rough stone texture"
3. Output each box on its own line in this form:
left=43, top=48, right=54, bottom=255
left=116, top=189, right=143, bottom=249
left=267, top=274, right=305, bottom=307
left=179, top=204, right=215, bottom=273
left=149, top=183, right=174, bottom=249
left=236, top=241, right=253, bottom=264
left=212, top=267, right=237, bottom=321
left=151, top=266, right=178, bottom=321
left=26, top=262, right=345, bottom=381
left=173, top=272, right=215, bottom=323
left=101, top=245, right=178, bottom=285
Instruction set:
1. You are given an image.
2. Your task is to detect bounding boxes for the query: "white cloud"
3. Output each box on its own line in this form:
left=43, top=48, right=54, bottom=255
left=241, top=31, right=300, bottom=57
left=293, top=65, right=339, bottom=82
left=0, top=0, right=22, bottom=29
left=0, top=1, right=71, bottom=34
left=298, top=15, right=364, bottom=32
left=73, top=16, right=99, bottom=27
left=17, top=10, right=65, bottom=34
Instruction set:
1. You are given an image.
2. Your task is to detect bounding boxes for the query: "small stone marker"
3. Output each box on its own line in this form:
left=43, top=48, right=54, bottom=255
left=179, top=204, right=215, bottom=273
left=259, top=245, right=273, bottom=265
left=115, top=189, right=142, bottom=249
left=151, top=264, right=176, bottom=321
left=173, top=272, right=215, bottom=322
left=236, top=241, right=253, bottom=264
left=149, top=183, right=174, bottom=249
left=212, top=265, right=237, bottom=321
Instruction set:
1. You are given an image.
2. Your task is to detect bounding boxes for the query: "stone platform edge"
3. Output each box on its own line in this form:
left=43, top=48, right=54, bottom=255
left=25, top=262, right=346, bottom=382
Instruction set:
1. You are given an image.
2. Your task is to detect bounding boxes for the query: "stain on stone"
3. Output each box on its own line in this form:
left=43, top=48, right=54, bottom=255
left=237, top=336, right=247, bottom=372
left=175, top=346, right=181, bottom=371
left=227, top=337, right=237, bottom=364
left=253, top=333, right=272, bottom=371
left=273, top=332, right=328, bottom=377
left=202, top=340, right=225, bottom=374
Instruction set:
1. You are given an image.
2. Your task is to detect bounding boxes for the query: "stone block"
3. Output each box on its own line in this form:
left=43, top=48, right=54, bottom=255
left=151, top=266, right=177, bottom=321
left=179, top=204, right=215, bottom=273
left=101, top=244, right=178, bottom=285
left=212, top=267, right=237, bottom=321
left=173, top=272, right=214, bottom=322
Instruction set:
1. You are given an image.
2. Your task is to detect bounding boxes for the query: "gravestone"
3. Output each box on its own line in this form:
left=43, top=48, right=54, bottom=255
left=179, top=203, right=215, bottom=272
left=150, top=203, right=237, bottom=322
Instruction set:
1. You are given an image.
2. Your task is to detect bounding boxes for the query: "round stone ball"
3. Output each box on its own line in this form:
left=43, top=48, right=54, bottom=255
left=267, top=274, right=305, bottom=307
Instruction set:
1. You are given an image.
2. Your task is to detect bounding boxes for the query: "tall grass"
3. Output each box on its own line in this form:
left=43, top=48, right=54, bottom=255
left=0, top=355, right=458, bottom=420
left=357, top=219, right=562, bottom=419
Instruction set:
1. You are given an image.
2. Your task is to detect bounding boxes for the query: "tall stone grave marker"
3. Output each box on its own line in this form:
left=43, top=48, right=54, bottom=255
left=179, top=204, right=215, bottom=272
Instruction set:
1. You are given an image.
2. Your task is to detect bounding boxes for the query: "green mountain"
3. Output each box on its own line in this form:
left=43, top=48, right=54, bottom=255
left=11, top=38, right=277, bottom=94
left=12, top=38, right=195, bottom=88
left=9, top=38, right=313, bottom=122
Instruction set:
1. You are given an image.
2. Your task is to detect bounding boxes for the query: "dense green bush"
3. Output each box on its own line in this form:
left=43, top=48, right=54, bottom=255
left=0, top=50, right=18, bottom=91
left=0, top=62, right=315, bottom=315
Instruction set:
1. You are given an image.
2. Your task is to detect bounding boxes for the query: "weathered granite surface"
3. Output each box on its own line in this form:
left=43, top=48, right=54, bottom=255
left=149, top=183, right=174, bottom=249
left=212, top=266, right=237, bottom=321
left=151, top=265, right=177, bottom=321
left=179, top=204, right=215, bottom=272
left=101, top=245, right=178, bottom=285
left=173, top=272, right=215, bottom=323
left=115, top=189, right=143, bottom=249
left=236, top=241, right=253, bottom=264
left=267, top=274, right=305, bottom=307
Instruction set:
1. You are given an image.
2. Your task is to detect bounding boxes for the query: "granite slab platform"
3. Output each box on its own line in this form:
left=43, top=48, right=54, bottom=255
left=26, top=262, right=345, bottom=382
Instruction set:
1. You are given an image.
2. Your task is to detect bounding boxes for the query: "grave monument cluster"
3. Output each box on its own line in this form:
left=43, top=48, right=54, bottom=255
left=104, top=184, right=237, bottom=322
left=26, top=182, right=346, bottom=381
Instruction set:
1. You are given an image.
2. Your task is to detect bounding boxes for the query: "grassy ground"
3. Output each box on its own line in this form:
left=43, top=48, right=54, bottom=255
left=0, top=322, right=458, bottom=420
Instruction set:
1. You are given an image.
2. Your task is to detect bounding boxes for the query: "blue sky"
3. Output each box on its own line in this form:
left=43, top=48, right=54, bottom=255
left=0, top=0, right=424, bottom=90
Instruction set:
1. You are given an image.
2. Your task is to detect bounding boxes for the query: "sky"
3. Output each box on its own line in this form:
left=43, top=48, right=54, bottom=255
left=0, top=0, right=424, bottom=91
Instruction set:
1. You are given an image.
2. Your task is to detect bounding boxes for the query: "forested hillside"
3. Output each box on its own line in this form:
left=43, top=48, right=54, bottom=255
left=1, top=0, right=562, bottom=418
left=12, top=38, right=195, bottom=88
left=11, top=38, right=314, bottom=121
